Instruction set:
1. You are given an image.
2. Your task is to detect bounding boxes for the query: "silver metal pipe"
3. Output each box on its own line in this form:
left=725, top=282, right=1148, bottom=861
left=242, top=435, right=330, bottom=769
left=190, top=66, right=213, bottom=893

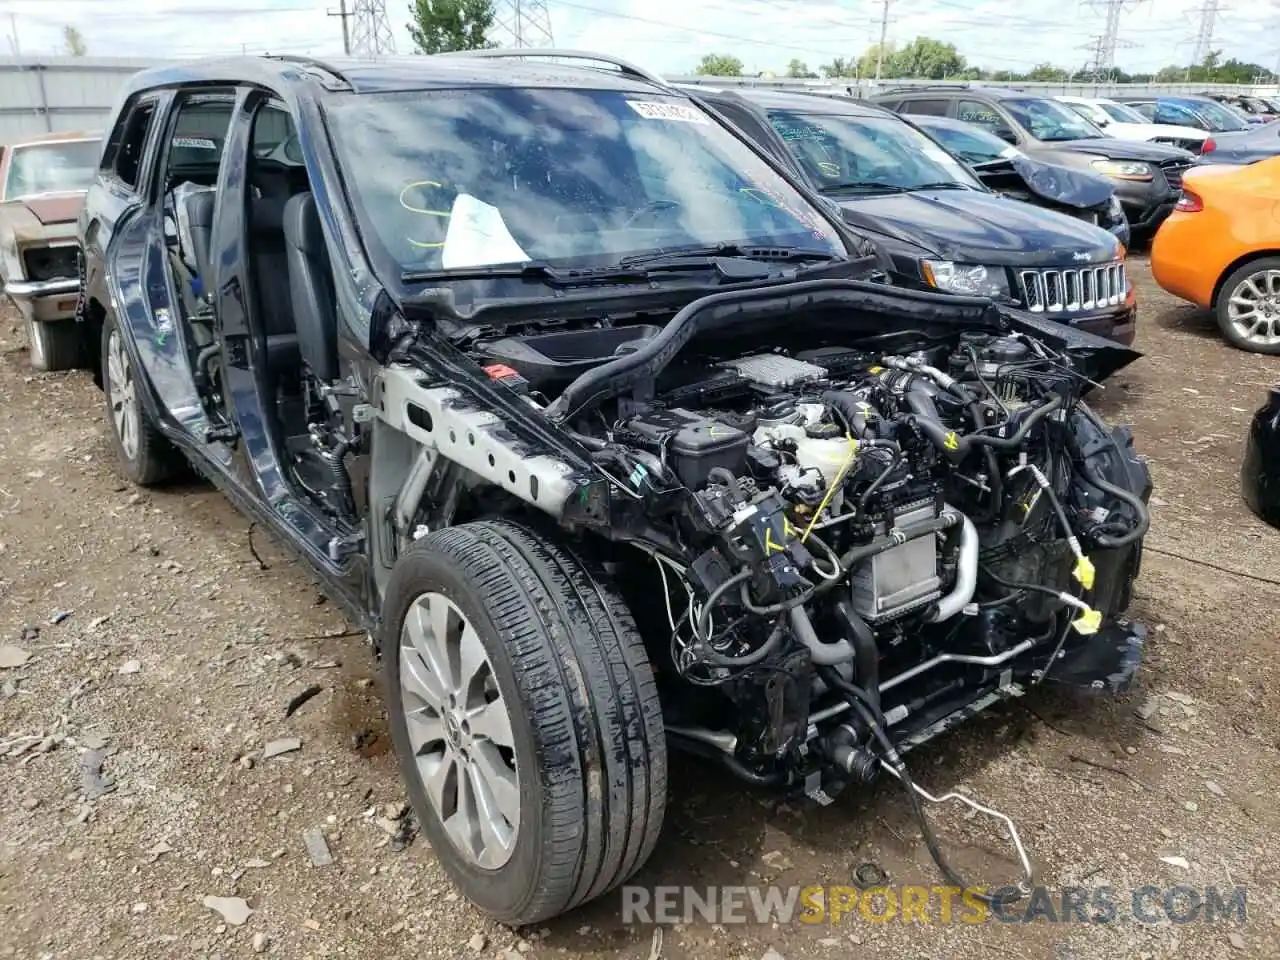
left=926, top=513, right=978, bottom=623
left=807, top=638, right=1037, bottom=726
left=666, top=725, right=737, bottom=754
left=789, top=605, right=856, bottom=666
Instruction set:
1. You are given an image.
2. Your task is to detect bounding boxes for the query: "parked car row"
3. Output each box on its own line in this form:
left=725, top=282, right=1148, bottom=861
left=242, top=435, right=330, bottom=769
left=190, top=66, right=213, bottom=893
left=0, top=51, right=1273, bottom=932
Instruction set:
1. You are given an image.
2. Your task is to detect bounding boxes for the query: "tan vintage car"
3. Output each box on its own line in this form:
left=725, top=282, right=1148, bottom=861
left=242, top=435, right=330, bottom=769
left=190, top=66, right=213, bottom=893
left=0, top=130, right=102, bottom=371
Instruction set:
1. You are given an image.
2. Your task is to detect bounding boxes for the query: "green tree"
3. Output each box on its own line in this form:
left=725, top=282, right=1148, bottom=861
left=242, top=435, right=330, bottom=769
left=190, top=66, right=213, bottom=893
left=819, top=56, right=857, bottom=78
left=63, top=25, right=87, bottom=56
left=786, top=58, right=812, bottom=78
left=1025, top=62, right=1068, bottom=81
left=406, top=0, right=495, bottom=55
left=887, top=36, right=966, bottom=79
left=695, top=53, right=744, bottom=76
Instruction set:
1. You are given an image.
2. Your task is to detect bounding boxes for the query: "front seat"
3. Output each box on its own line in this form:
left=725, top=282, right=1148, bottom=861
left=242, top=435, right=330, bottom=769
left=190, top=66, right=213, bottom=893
left=282, top=192, right=338, bottom=383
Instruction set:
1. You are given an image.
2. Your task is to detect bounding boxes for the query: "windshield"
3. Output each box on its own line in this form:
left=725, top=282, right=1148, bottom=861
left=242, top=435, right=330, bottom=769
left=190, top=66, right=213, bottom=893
left=765, top=110, right=981, bottom=192
left=1188, top=99, right=1250, bottom=131
left=323, top=88, right=844, bottom=278
left=1099, top=101, right=1147, bottom=124
left=3, top=139, right=101, bottom=200
left=1004, top=98, right=1104, bottom=142
left=915, top=121, right=1016, bottom=165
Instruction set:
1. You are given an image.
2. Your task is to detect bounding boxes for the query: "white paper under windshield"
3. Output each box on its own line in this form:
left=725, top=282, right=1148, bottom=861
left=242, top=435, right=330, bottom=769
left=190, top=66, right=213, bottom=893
left=440, top=193, right=531, bottom=269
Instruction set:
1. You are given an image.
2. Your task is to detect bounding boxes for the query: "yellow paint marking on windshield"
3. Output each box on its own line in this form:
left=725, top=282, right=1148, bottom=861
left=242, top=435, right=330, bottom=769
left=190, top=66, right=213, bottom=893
left=400, top=179, right=451, bottom=250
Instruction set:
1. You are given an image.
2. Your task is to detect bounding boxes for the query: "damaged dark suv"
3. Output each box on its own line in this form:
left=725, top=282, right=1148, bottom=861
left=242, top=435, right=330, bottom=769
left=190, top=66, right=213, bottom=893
left=78, top=51, right=1152, bottom=924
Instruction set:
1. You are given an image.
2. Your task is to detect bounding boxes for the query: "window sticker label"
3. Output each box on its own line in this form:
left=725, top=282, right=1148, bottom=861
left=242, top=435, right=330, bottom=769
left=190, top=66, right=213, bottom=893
left=999, top=145, right=1020, bottom=159
left=173, top=137, right=217, bottom=150
left=626, top=100, right=710, bottom=125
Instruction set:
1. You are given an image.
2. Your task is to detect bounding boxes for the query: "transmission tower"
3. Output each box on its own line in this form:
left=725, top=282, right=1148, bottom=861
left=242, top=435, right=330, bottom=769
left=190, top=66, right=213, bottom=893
left=490, top=0, right=555, bottom=48
left=1189, top=0, right=1224, bottom=64
left=350, top=0, right=396, bottom=57
left=1085, top=0, right=1145, bottom=78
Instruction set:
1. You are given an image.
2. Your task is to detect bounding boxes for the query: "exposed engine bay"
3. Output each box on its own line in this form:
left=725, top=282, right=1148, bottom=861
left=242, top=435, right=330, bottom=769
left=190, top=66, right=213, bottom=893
left=426, top=279, right=1151, bottom=899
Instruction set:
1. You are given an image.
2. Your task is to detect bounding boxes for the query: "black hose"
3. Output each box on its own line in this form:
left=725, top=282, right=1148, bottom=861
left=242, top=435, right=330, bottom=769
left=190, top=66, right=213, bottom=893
left=823, top=390, right=881, bottom=438
left=1078, top=460, right=1150, bottom=548
left=697, top=616, right=786, bottom=668
left=904, top=394, right=1064, bottom=462
left=816, top=666, right=1026, bottom=909
left=834, top=601, right=879, bottom=711
left=739, top=580, right=815, bottom=616
left=695, top=569, right=752, bottom=643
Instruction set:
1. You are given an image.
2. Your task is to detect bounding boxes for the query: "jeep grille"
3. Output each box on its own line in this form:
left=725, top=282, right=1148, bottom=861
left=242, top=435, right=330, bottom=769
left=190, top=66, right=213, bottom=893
left=1017, top=262, right=1127, bottom=314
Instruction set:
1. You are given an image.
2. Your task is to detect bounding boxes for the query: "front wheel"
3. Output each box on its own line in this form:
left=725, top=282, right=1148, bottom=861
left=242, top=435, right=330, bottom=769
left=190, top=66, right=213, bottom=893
left=1216, top=258, right=1280, bottom=354
left=381, top=520, right=667, bottom=925
left=101, top=310, right=181, bottom=485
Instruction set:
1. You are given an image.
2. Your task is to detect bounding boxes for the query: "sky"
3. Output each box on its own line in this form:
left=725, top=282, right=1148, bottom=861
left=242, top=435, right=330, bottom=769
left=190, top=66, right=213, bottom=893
left=2, top=0, right=1278, bottom=77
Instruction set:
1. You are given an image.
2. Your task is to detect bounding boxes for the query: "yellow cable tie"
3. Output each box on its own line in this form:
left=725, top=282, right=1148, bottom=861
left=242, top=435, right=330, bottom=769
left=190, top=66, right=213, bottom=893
left=1071, top=608, right=1102, bottom=635
left=1073, top=556, right=1096, bottom=591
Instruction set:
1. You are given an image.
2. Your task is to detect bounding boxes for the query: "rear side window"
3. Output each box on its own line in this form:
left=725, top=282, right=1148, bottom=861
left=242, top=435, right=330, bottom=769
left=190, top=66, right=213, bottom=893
left=1127, top=102, right=1157, bottom=121
left=102, top=99, right=158, bottom=189
left=957, top=100, right=1016, bottom=140
left=900, top=99, right=950, bottom=117
left=163, top=97, right=236, bottom=188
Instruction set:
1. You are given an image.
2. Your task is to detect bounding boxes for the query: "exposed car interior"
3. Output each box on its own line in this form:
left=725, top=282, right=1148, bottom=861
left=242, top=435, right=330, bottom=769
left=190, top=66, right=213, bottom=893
left=159, top=96, right=345, bottom=517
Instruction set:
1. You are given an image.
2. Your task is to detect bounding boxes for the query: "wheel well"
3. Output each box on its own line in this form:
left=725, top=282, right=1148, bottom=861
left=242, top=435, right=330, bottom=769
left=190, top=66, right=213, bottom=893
left=83, top=296, right=107, bottom=387
left=1211, top=250, right=1280, bottom=308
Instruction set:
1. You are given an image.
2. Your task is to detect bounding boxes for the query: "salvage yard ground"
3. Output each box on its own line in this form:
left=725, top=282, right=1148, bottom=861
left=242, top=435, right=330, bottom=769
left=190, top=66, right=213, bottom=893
left=2, top=257, right=1280, bottom=960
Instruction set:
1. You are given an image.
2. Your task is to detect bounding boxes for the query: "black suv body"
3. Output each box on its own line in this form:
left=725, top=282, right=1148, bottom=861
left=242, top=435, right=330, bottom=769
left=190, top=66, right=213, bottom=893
left=873, top=85, right=1195, bottom=236
left=76, top=52, right=1151, bottom=926
left=694, top=87, right=1136, bottom=344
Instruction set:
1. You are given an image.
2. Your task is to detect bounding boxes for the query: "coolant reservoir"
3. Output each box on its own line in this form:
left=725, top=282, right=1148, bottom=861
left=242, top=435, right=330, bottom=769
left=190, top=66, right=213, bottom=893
left=794, top=435, right=857, bottom=486
left=753, top=424, right=858, bottom=487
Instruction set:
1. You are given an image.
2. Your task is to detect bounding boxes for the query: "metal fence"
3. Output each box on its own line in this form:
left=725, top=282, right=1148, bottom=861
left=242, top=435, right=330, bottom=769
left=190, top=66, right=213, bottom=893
left=0, top=57, right=165, bottom=142
left=667, top=75, right=1280, bottom=100
left=1, top=54, right=1277, bottom=144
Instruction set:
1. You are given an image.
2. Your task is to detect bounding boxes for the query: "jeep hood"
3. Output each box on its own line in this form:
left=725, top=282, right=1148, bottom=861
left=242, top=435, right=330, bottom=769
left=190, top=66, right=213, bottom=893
left=834, top=188, right=1118, bottom=267
left=971, top=154, right=1114, bottom=211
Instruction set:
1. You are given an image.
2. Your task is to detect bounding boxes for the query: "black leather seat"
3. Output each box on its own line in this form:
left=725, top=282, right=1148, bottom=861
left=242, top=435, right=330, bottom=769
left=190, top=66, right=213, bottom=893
left=282, top=192, right=338, bottom=383
left=248, top=195, right=302, bottom=375
left=179, top=189, right=215, bottom=286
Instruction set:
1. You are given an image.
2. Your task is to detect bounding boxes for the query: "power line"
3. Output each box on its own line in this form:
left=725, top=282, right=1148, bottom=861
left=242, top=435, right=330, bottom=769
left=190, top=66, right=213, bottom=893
left=349, top=0, right=395, bottom=56
left=491, top=0, right=555, bottom=48
left=1188, top=0, right=1225, bottom=64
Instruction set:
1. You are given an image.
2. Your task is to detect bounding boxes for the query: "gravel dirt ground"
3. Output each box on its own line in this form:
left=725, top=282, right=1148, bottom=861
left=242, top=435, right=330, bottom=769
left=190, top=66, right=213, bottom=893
left=3, top=257, right=1280, bottom=960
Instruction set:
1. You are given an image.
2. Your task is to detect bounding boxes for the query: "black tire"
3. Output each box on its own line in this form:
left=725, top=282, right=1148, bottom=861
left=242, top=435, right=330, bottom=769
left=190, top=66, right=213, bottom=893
left=25, top=315, right=84, bottom=372
left=1215, top=257, right=1280, bottom=355
left=381, top=519, right=667, bottom=925
left=101, top=309, right=182, bottom=486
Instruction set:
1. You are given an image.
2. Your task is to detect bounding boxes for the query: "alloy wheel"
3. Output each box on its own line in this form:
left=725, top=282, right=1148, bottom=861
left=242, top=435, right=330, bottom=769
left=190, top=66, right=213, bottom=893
left=1226, top=269, right=1280, bottom=348
left=106, top=327, right=140, bottom=461
left=399, top=591, right=520, bottom=869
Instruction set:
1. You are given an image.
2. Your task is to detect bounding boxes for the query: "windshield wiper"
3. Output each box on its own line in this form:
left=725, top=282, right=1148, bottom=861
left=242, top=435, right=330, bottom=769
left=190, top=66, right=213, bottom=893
left=912, top=181, right=974, bottom=191
left=617, top=243, right=839, bottom=268
left=400, top=253, right=790, bottom=287
left=821, top=181, right=910, bottom=194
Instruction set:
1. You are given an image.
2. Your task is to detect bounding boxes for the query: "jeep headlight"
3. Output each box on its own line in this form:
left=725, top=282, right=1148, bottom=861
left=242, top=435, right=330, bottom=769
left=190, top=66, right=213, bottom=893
left=1090, top=159, right=1153, bottom=181
left=921, top=260, right=1009, bottom=298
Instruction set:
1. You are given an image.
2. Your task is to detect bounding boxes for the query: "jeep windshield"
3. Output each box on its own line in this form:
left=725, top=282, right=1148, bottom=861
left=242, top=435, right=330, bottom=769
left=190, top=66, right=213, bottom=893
left=3, top=138, right=101, bottom=202
left=323, top=88, right=845, bottom=285
left=765, top=110, right=982, bottom=194
left=1003, top=98, right=1105, bottom=142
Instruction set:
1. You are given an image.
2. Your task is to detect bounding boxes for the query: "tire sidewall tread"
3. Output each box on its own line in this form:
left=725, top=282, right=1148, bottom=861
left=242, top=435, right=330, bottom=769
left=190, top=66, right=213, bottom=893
left=379, top=519, right=667, bottom=926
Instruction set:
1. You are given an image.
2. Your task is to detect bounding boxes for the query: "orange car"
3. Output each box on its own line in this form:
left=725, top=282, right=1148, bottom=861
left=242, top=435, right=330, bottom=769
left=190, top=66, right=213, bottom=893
left=1151, top=156, right=1280, bottom=354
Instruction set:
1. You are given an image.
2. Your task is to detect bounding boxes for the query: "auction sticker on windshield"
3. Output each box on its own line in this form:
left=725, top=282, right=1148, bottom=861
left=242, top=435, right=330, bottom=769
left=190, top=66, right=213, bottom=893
left=922, top=146, right=963, bottom=168
left=626, top=100, right=710, bottom=124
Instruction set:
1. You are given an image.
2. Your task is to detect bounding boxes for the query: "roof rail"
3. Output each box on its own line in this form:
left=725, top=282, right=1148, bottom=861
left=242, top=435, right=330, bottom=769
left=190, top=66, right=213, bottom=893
left=433, top=48, right=667, bottom=88
left=880, top=82, right=972, bottom=93
left=264, top=54, right=352, bottom=87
